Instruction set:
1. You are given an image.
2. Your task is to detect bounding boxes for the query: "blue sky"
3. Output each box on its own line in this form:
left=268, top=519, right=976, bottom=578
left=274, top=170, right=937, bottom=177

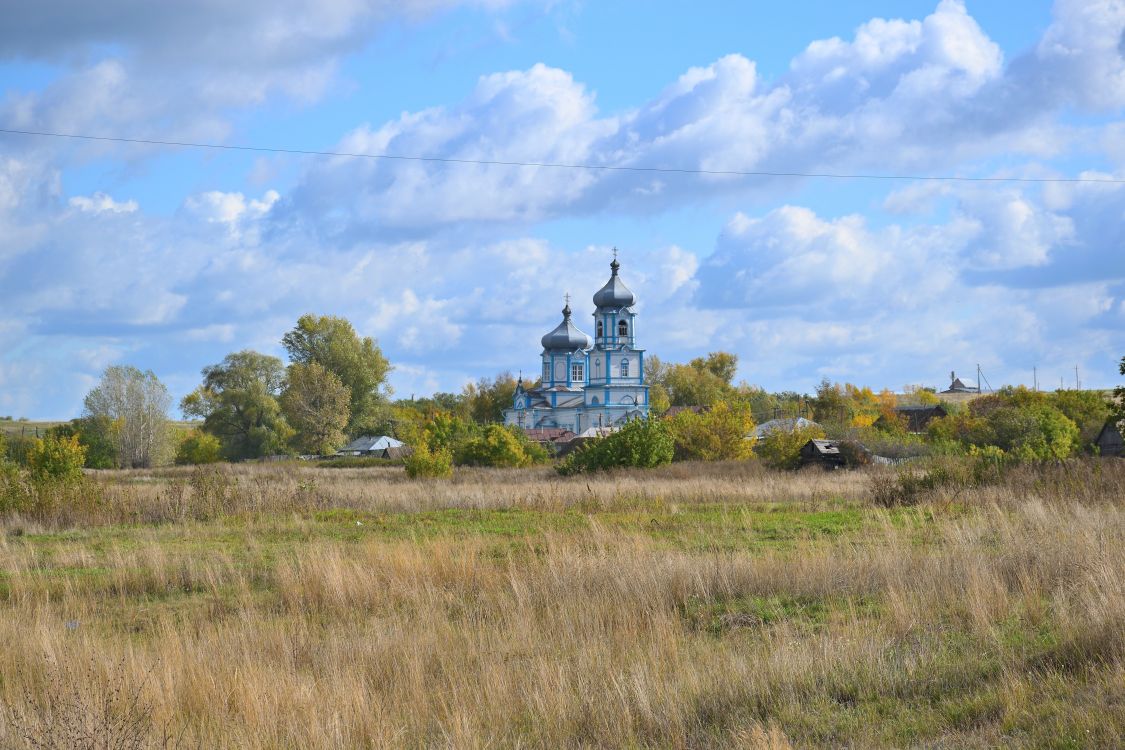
left=1, top=0, right=1123, bottom=419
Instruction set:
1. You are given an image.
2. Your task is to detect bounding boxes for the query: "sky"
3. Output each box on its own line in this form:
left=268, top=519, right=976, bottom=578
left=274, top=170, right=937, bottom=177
left=1, top=0, right=1124, bottom=419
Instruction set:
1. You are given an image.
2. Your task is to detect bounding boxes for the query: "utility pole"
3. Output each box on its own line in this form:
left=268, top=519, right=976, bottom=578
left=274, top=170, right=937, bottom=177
left=1033, top=366, right=1038, bottom=392
left=1075, top=365, right=1080, bottom=391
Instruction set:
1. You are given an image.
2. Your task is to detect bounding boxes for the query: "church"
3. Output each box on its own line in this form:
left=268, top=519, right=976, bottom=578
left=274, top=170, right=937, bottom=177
left=503, top=255, right=650, bottom=433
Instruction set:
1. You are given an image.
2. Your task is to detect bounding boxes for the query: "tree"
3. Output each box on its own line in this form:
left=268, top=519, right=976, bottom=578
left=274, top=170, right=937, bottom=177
left=757, top=424, right=826, bottom=470
left=181, top=351, right=294, bottom=461
left=281, top=314, right=391, bottom=436
left=462, top=373, right=519, bottom=424
left=1116, top=356, right=1125, bottom=426
left=46, top=416, right=118, bottom=469
left=667, top=401, right=756, bottom=461
left=280, top=362, right=351, bottom=455
left=644, top=356, right=671, bottom=415
left=988, top=404, right=1079, bottom=460
left=1051, top=389, right=1111, bottom=449
left=83, top=366, right=173, bottom=468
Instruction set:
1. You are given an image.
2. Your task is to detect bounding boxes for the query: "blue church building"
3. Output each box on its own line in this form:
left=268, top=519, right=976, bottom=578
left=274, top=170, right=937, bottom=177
left=503, top=256, right=649, bottom=433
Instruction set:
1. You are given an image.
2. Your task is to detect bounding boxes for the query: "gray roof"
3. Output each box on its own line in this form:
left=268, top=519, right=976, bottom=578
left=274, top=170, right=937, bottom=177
left=751, top=417, right=819, bottom=439
left=340, top=435, right=405, bottom=452
left=592, top=258, right=636, bottom=309
left=541, top=303, right=592, bottom=351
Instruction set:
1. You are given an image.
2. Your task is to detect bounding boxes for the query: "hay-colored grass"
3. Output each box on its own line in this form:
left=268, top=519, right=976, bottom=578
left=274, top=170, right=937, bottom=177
left=1, top=460, right=1123, bottom=747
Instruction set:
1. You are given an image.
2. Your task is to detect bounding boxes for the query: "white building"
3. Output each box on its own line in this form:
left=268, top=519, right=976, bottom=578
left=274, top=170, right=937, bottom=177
left=503, top=256, right=650, bottom=433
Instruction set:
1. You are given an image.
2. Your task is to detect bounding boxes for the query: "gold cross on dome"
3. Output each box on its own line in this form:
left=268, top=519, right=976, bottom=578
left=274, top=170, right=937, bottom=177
left=564, top=292, right=571, bottom=305
left=612, top=247, right=618, bottom=260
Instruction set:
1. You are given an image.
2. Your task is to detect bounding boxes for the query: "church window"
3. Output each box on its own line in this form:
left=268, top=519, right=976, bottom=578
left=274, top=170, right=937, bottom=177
left=596, top=321, right=603, bottom=337
left=618, top=320, right=628, bottom=337
left=620, top=359, right=630, bottom=377
left=543, top=362, right=549, bottom=381
left=571, top=363, right=584, bottom=382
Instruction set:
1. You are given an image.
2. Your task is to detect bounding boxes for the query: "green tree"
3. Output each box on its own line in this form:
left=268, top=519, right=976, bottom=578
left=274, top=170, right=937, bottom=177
left=28, top=433, right=87, bottom=482
left=280, top=362, right=351, bottom=455
left=557, top=418, right=674, bottom=475
left=83, top=365, right=173, bottom=468
left=174, top=430, right=223, bottom=465
left=757, top=424, right=826, bottom=470
left=1051, top=389, right=1111, bottom=449
left=181, top=350, right=294, bottom=461
left=667, top=401, right=756, bottom=461
left=46, top=416, right=118, bottom=469
left=282, top=314, right=392, bottom=436
left=988, top=404, right=1079, bottom=460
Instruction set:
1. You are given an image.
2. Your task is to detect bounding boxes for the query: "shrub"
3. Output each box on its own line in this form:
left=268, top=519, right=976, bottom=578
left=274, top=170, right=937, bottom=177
left=175, top=429, right=223, bottom=465
left=404, top=442, right=453, bottom=479
left=667, top=401, right=755, bottom=462
left=556, top=418, right=673, bottom=476
left=455, top=424, right=546, bottom=468
left=27, top=434, right=87, bottom=482
left=756, top=424, right=826, bottom=470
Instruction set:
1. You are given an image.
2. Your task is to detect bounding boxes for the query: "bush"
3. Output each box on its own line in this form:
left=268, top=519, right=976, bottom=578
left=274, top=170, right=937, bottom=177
left=27, top=434, right=87, bottom=482
left=756, top=424, right=826, bottom=470
left=556, top=418, right=673, bottom=476
left=667, top=401, right=755, bottom=462
left=404, top=442, right=453, bottom=479
left=869, top=449, right=1017, bottom=507
left=455, top=424, right=547, bottom=468
left=175, top=429, right=223, bottom=465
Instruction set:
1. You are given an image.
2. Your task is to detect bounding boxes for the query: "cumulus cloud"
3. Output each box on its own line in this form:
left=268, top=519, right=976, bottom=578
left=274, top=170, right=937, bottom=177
left=276, top=0, right=1125, bottom=239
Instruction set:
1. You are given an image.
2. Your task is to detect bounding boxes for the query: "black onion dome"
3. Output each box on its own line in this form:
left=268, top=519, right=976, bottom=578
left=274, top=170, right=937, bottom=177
left=541, top=303, right=592, bottom=351
left=592, top=257, right=636, bottom=309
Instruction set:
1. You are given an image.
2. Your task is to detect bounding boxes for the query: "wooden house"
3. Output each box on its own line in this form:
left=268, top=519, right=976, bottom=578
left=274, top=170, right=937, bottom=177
left=799, top=439, right=846, bottom=469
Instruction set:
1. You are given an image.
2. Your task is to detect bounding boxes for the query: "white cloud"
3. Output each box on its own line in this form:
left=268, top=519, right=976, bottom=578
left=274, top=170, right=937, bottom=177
left=69, top=192, right=138, bottom=214
left=279, top=0, right=1125, bottom=237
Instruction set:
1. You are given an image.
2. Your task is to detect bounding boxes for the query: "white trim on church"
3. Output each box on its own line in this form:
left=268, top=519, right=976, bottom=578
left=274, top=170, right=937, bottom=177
left=504, top=255, right=650, bottom=433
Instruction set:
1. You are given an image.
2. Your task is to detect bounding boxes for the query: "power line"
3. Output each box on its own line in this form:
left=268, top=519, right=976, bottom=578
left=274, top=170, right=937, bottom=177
left=2, top=126, right=1123, bottom=184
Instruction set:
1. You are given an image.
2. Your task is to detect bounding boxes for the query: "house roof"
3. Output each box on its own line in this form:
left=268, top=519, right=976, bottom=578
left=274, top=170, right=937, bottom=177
left=751, top=417, right=819, bottom=439
left=340, top=435, right=405, bottom=452
left=522, top=428, right=576, bottom=443
left=805, top=439, right=841, bottom=455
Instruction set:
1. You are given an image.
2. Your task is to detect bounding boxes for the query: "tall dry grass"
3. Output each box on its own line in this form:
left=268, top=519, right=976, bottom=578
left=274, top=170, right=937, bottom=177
left=0, top=460, right=1123, bottom=747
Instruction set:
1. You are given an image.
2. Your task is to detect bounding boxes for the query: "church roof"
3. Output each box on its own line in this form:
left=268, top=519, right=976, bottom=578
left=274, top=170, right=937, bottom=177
left=541, top=302, right=591, bottom=351
left=592, top=257, right=636, bottom=309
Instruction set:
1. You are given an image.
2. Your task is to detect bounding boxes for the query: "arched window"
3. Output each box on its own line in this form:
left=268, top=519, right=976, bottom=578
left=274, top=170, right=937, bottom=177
left=596, top=321, right=603, bottom=338
left=620, top=359, right=630, bottom=378
left=618, top=320, right=628, bottom=337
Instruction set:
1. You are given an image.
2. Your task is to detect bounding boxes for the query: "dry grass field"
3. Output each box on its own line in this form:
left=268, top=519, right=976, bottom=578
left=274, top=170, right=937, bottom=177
left=1, top=460, right=1124, bottom=748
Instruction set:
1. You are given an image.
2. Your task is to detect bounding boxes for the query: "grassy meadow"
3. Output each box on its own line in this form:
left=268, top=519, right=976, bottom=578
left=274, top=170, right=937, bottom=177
left=1, top=460, right=1124, bottom=748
